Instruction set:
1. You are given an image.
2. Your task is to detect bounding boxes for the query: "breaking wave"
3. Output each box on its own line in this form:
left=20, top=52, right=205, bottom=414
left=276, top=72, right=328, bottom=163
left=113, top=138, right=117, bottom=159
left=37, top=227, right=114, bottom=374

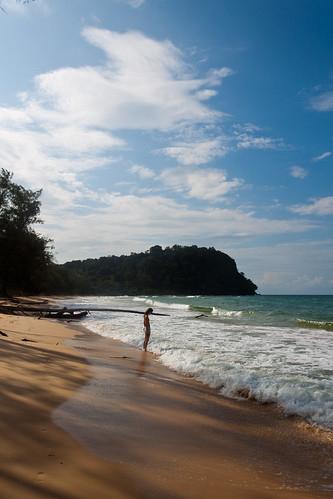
left=296, top=319, right=333, bottom=332
left=211, top=307, right=243, bottom=317
left=133, top=297, right=190, bottom=311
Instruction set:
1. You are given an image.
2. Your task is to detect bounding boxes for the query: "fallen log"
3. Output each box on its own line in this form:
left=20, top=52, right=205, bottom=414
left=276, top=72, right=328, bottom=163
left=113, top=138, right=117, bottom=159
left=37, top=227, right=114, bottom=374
left=0, top=305, right=170, bottom=318
left=44, top=310, right=89, bottom=320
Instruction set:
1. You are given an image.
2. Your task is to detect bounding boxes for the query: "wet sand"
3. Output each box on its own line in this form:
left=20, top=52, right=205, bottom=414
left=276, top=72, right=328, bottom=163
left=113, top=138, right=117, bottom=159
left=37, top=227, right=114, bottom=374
left=0, top=312, right=332, bottom=498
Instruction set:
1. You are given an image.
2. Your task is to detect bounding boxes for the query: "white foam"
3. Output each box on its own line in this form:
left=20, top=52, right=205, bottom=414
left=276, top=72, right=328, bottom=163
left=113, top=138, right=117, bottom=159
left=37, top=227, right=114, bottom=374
left=132, top=296, right=190, bottom=310
left=145, top=299, right=190, bottom=310
left=212, top=307, right=243, bottom=317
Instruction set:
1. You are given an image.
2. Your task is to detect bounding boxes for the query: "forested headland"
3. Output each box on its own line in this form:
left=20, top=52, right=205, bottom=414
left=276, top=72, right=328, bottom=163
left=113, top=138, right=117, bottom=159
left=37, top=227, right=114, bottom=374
left=60, top=246, right=257, bottom=295
left=0, top=170, right=257, bottom=296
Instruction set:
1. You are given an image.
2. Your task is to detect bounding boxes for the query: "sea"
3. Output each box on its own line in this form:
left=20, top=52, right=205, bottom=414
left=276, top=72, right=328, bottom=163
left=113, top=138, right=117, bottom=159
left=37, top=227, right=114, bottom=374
left=61, top=295, right=333, bottom=431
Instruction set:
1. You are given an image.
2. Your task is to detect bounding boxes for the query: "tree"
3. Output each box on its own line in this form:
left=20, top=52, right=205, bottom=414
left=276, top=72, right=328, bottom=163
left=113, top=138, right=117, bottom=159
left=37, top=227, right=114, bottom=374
left=0, top=169, right=52, bottom=295
left=0, top=1, right=36, bottom=14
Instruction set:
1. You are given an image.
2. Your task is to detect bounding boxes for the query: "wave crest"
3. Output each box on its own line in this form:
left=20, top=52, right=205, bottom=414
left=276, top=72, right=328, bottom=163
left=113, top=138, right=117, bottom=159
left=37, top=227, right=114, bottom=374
left=296, top=319, right=333, bottom=331
left=133, top=297, right=190, bottom=310
left=212, top=307, right=243, bottom=317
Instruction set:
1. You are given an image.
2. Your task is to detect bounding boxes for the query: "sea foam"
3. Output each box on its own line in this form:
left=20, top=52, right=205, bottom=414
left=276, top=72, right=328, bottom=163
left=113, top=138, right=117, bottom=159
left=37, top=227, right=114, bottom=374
left=212, top=307, right=243, bottom=317
left=133, top=297, right=190, bottom=310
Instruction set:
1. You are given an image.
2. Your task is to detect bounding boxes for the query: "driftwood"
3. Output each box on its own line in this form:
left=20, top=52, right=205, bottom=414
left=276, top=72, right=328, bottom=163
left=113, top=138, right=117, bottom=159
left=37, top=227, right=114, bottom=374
left=43, top=310, right=89, bottom=320
left=0, top=305, right=170, bottom=320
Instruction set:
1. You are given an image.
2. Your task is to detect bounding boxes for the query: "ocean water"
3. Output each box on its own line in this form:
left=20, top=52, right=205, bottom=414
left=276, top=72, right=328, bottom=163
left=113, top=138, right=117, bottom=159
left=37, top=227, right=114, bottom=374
left=62, top=295, right=333, bottom=431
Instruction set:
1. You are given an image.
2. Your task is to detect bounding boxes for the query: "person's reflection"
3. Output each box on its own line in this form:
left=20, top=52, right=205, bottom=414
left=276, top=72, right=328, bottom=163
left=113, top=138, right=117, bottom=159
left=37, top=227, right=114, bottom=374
left=137, top=351, right=148, bottom=377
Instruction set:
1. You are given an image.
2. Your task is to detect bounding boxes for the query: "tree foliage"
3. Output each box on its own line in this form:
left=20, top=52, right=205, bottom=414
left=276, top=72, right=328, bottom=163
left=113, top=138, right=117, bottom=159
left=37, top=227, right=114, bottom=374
left=59, top=245, right=257, bottom=296
left=0, top=169, right=52, bottom=295
left=0, top=1, right=36, bottom=14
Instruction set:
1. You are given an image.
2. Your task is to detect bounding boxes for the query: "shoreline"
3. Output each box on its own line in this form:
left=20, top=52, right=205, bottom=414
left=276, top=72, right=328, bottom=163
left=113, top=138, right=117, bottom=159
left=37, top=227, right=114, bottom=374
left=0, top=311, right=332, bottom=498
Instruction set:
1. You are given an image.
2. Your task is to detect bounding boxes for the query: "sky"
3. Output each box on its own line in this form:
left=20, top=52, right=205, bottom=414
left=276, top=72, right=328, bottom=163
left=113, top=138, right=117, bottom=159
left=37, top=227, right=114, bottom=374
left=0, top=0, right=332, bottom=294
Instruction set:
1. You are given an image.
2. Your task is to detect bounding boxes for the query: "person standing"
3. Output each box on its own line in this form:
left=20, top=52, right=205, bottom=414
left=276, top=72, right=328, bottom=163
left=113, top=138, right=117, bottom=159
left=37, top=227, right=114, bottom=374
left=143, top=307, right=153, bottom=352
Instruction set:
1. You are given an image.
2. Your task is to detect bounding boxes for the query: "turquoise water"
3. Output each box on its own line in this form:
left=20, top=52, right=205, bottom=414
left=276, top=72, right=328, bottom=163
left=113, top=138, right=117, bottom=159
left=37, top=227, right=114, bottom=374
left=137, top=294, right=333, bottom=330
left=63, top=294, right=333, bottom=430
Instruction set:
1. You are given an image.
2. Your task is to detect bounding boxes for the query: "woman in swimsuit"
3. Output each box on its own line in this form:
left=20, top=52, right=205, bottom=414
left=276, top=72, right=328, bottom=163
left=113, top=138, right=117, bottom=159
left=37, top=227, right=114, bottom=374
left=143, top=307, right=153, bottom=352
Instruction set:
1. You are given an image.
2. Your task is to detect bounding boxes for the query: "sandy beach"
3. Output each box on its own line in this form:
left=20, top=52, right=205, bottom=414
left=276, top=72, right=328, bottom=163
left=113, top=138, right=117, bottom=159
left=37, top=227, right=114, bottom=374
left=0, top=310, right=332, bottom=499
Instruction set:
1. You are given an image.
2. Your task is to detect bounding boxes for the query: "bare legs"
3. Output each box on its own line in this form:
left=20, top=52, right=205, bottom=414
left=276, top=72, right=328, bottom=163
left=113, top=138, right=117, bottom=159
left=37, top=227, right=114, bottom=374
left=143, top=332, right=150, bottom=352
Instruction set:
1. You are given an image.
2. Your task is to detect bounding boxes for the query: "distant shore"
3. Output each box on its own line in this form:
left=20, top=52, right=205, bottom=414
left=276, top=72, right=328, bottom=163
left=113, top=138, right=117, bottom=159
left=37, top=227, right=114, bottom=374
left=0, top=307, right=332, bottom=498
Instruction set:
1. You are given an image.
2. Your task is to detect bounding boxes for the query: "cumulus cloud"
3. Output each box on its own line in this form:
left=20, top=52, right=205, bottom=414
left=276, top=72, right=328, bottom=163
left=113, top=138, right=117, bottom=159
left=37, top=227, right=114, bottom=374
left=290, top=196, right=333, bottom=215
left=237, top=136, right=284, bottom=150
left=130, top=164, right=155, bottom=179
left=75, top=27, right=229, bottom=130
left=206, top=67, right=234, bottom=86
left=160, top=167, right=241, bottom=201
left=233, top=124, right=286, bottom=150
left=160, top=137, right=228, bottom=165
left=309, top=91, right=333, bottom=112
left=312, top=151, right=332, bottom=162
left=0, top=27, right=232, bottom=206
left=40, top=193, right=318, bottom=262
left=160, top=121, right=286, bottom=166
left=290, top=165, right=308, bottom=179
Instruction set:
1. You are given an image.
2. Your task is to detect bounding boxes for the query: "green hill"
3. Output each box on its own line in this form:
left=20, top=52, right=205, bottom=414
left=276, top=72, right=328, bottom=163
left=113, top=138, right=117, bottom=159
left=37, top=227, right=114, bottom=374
left=56, top=245, right=257, bottom=296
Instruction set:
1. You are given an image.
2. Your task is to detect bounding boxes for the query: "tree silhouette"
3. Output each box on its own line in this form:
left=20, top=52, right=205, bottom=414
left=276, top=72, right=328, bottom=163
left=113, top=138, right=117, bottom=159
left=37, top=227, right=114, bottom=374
left=0, top=169, right=52, bottom=295
left=60, top=245, right=258, bottom=296
left=0, top=0, right=35, bottom=14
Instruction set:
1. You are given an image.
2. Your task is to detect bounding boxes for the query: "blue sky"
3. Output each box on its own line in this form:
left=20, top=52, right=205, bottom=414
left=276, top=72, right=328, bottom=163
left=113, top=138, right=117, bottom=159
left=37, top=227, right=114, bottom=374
left=0, top=0, right=332, bottom=293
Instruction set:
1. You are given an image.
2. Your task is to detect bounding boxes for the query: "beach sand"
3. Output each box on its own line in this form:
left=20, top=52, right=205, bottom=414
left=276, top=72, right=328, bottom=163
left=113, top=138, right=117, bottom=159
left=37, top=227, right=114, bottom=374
left=0, top=311, right=332, bottom=498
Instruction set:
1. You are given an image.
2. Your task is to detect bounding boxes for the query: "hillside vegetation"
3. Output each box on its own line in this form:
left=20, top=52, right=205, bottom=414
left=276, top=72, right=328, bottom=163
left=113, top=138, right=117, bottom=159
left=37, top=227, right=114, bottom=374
left=58, top=245, right=257, bottom=296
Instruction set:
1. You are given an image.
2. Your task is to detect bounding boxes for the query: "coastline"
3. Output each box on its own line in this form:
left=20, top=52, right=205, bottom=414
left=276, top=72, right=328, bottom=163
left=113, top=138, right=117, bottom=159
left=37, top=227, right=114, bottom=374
left=0, top=312, right=332, bottom=498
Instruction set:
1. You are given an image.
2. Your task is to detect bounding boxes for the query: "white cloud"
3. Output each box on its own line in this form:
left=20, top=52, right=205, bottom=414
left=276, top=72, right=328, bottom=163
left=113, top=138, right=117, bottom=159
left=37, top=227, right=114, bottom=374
left=233, top=124, right=286, bottom=150
left=74, top=27, right=228, bottom=130
left=234, top=123, right=261, bottom=133
left=206, top=67, right=235, bottom=86
left=290, top=196, right=333, bottom=215
left=160, top=137, right=227, bottom=165
left=130, top=164, right=155, bottom=179
left=0, top=120, right=120, bottom=209
left=160, top=167, right=241, bottom=201
left=310, top=91, right=333, bottom=112
left=0, top=27, right=233, bottom=209
left=290, top=165, right=308, bottom=179
left=6, top=27, right=231, bottom=137
left=0, top=106, right=32, bottom=125
left=125, top=0, right=145, bottom=7
left=41, top=193, right=318, bottom=262
left=313, top=151, right=332, bottom=162
left=160, top=119, right=286, bottom=166
left=236, top=135, right=285, bottom=150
